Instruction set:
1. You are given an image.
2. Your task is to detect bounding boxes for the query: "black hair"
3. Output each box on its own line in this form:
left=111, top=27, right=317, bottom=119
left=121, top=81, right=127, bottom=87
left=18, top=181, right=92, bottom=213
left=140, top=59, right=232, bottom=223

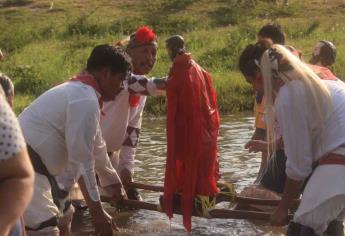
left=165, top=35, right=186, bottom=61
left=0, top=73, right=14, bottom=98
left=238, top=43, right=268, bottom=77
left=310, top=41, right=336, bottom=67
left=258, top=23, right=285, bottom=45
left=86, top=44, right=132, bottom=79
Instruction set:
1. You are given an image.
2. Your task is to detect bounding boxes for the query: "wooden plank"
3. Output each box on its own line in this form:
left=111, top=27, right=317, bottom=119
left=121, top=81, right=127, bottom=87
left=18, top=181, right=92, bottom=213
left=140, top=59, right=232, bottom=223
left=128, top=182, right=300, bottom=208
left=119, top=199, right=294, bottom=221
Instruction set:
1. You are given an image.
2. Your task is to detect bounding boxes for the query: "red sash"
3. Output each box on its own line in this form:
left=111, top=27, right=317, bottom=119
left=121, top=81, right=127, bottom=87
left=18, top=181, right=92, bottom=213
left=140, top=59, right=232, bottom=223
left=318, top=153, right=345, bottom=166
left=70, top=73, right=105, bottom=115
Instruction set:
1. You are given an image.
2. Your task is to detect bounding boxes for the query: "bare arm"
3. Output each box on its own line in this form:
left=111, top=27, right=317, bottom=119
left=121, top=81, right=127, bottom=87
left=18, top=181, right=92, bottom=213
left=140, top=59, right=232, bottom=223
left=270, top=176, right=302, bottom=226
left=0, top=147, right=34, bottom=235
left=78, top=178, right=115, bottom=235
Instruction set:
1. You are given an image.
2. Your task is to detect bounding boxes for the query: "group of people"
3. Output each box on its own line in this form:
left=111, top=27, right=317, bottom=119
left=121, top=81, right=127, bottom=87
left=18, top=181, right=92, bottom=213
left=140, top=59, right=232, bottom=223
left=0, top=22, right=345, bottom=236
left=239, top=23, right=344, bottom=236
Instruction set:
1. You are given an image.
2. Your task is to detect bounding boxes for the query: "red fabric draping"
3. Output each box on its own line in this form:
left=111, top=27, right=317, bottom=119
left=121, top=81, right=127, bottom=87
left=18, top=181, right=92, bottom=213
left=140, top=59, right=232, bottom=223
left=164, top=53, right=220, bottom=232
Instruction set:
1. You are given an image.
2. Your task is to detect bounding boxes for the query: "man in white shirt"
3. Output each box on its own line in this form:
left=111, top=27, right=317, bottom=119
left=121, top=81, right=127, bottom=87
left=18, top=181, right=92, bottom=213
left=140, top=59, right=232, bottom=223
left=239, top=44, right=345, bottom=235
left=19, top=44, right=131, bottom=236
left=101, top=26, right=165, bottom=200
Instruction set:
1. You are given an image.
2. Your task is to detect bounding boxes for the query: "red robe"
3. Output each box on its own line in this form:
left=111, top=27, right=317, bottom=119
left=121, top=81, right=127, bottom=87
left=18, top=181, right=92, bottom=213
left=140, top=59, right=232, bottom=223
left=164, top=53, right=220, bottom=232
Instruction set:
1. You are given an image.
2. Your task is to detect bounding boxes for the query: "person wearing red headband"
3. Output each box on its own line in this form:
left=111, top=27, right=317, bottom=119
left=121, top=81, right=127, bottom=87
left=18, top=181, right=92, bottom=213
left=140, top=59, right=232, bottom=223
left=99, top=26, right=166, bottom=201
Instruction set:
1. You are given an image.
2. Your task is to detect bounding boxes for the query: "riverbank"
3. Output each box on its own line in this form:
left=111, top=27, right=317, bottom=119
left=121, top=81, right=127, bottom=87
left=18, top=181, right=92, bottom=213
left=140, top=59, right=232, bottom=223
left=0, top=0, right=345, bottom=115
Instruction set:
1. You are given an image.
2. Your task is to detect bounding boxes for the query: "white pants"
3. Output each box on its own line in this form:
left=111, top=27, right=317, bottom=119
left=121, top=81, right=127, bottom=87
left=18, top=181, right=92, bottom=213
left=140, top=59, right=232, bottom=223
left=294, top=195, right=345, bottom=235
left=24, top=173, right=74, bottom=235
left=24, top=173, right=59, bottom=229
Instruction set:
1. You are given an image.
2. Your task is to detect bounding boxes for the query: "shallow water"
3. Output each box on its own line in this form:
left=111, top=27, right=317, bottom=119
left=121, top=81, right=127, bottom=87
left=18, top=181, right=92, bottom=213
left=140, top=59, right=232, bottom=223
left=72, top=114, right=285, bottom=235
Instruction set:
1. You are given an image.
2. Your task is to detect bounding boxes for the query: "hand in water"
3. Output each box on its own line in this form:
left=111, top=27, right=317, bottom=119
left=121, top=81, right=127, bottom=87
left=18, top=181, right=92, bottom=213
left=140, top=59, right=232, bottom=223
left=91, top=208, right=117, bottom=235
left=270, top=204, right=289, bottom=226
left=244, top=140, right=268, bottom=153
left=103, top=183, right=127, bottom=203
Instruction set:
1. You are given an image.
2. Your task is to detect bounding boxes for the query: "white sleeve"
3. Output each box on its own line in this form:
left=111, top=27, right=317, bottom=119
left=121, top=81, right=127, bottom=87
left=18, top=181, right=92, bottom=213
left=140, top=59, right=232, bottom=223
left=65, top=99, right=100, bottom=201
left=276, top=86, right=313, bottom=181
left=118, top=99, right=145, bottom=173
left=127, top=75, right=166, bottom=96
left=93, top=128, right=122, bottom=186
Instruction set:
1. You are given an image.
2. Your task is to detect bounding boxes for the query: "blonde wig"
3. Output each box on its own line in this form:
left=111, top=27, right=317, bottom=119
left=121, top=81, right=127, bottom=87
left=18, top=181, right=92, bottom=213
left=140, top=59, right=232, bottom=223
left=261, top=44, right=333, bottom=152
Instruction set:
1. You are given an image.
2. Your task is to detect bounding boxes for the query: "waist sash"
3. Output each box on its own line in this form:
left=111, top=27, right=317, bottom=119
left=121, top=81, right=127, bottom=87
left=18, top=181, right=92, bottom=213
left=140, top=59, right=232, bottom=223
left=27, top=145, right=69, bottom=208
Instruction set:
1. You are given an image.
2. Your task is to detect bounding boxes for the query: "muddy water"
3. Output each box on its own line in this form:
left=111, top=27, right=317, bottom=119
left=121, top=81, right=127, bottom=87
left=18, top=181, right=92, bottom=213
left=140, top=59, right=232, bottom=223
left=72, top=114, right=285, bottom=235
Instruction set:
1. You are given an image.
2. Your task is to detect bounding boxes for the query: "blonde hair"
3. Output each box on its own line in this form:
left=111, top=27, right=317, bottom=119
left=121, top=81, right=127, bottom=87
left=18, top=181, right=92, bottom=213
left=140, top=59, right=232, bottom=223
left=261, top=44, right=332, bottom=152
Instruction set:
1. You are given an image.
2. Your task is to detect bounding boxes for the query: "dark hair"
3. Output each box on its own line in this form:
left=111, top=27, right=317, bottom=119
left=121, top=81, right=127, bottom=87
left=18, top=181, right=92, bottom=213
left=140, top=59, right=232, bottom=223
left=0, top=74, right=14, bottom=98
left=310, top=41, right=336, bottom=67
left=87, top=44, right=132, bottom=79
left=238, top=43, right=268, bottom=77
left=258, top=23, right=285, bottom=45
left=165, top=35, right=186, bottom=61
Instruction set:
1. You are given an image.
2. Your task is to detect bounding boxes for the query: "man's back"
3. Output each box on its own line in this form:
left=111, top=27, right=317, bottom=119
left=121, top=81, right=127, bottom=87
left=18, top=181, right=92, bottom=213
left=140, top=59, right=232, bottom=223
left=19, top=81, right=99, bottom=176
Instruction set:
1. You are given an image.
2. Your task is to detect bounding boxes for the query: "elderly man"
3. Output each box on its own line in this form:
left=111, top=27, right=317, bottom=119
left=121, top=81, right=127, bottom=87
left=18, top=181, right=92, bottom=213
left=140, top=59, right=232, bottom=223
left=20, top=45, right=131, bottom=236
left=100, top=26, right=165, bottom=200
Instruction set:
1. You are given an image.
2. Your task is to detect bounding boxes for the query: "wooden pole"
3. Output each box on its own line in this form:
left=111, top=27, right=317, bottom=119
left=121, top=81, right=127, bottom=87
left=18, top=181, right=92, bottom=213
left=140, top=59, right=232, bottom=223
left=119, top=199, right=294, bottom=221
left=128, top=182, right=300, bottom=208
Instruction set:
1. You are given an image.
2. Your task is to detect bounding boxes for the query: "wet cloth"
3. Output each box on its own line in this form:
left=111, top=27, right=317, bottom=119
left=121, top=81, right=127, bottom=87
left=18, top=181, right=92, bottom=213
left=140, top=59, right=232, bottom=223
left=164, top=53, right=220, bottom=232
left=275, top=79, right=345, bottom=233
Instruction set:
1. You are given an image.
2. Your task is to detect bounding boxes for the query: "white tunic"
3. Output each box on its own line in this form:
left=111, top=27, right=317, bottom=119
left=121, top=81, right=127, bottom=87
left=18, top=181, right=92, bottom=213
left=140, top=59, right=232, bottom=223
left=100, top=74, right=164, bottom=174
left=275, top=79, right=345, bottom=217
left=19, top=81, right=119, bottom=201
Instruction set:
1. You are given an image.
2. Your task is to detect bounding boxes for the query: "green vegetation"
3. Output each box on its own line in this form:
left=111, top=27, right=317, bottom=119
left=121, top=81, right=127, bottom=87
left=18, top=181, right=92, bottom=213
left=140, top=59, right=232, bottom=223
left=1, top=0, right=345, bottom=115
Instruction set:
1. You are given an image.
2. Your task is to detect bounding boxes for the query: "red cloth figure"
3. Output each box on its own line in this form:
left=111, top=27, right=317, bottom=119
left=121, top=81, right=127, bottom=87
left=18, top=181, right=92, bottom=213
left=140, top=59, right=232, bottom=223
left=164, top=53, right=220, bottom=232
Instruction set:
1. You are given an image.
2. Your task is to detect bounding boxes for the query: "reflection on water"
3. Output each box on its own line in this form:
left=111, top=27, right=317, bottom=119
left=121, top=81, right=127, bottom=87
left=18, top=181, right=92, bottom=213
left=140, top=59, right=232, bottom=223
left=72, top=114, right=285, bottom=235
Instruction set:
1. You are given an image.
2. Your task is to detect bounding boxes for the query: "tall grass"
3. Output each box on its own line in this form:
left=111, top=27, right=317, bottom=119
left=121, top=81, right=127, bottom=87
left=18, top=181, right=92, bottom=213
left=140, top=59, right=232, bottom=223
left=0, top=0, right=345, bottom=115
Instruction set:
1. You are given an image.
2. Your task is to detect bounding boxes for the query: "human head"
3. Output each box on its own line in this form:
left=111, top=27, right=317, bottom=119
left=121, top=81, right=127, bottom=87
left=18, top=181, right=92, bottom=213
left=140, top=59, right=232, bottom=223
left=119, top=26, right=157, bottom=75
left=86, top=44, right=132, bottom=101
left=260, top=45, right=332, bottom=142
left=239, top=43, right=268, bottom=95
left=310, top=40, right=336, bottom=67
left=165, top=35, right=185, bottom=61
left=0, top=74, right=14, bottom=107
left=257, top=23, right=285, bottom=47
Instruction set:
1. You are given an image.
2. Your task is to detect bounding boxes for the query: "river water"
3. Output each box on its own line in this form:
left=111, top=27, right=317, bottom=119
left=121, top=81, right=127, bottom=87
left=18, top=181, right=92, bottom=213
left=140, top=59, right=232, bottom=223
left=72, top=114, right=285, bottom=235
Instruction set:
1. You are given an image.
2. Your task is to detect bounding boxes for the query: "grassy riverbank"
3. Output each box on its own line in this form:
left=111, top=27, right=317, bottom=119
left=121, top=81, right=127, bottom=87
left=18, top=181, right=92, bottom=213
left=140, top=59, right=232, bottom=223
left=0, top=0, right=345, bottom=115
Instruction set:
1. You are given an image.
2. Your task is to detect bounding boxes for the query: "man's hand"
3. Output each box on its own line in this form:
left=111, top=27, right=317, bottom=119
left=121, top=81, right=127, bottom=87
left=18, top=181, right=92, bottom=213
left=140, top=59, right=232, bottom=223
left=244, top=140, right=268, bottom=153
left=90, top=207, right=116, bottom=235
left=270, top=203, right=289, bottom=226
left=102, top=183, right=127, bottom=203
left=120, top=169, right=133, bottom=190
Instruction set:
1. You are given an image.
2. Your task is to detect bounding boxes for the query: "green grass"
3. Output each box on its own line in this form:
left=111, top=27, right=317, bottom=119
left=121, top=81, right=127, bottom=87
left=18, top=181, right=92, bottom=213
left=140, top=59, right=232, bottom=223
left=1, top=0, right=345, bottom=115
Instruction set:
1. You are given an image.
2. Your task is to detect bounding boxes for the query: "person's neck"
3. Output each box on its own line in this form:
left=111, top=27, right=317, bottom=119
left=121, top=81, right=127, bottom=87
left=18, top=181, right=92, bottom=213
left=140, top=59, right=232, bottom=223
left=133, top=69, right=145, bottom=75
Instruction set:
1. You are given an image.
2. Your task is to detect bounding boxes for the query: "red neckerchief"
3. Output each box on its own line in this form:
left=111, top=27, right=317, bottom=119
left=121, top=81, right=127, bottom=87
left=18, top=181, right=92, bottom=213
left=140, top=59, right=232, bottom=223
left=69, top=73, right=105, bottom=115
left=308, top=64, right=337, bottom=81
left=129, top=95, right=140, bottom=107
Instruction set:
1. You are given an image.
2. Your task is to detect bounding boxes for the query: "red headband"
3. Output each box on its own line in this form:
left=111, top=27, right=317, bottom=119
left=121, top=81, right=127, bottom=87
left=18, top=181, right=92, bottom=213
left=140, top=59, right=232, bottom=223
left=127, top=26, right=157, bottom=49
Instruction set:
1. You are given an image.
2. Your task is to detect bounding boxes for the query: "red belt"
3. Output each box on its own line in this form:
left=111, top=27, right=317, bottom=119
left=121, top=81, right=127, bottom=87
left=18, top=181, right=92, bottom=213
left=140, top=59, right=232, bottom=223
left=318, top=153, right=345, bottom=166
